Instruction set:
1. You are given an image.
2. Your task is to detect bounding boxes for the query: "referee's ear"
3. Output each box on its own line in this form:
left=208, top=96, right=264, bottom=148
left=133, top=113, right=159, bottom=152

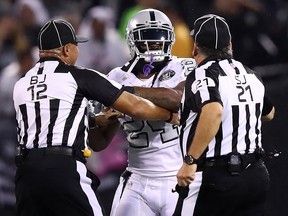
left=63, top=44, right=69, bottom=57
left=192, top=45, right=199, bottom=58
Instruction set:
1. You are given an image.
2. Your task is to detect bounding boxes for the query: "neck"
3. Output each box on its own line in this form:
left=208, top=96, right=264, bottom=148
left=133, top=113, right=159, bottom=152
left=136, top=71, right=156, bottom=79
left=194, top=52, right=207, bottom=66
left=39, top=50, right=66, bottom=63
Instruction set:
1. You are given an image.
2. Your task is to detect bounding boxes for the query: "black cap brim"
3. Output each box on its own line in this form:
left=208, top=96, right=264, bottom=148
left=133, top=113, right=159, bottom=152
left=190, top=29, right=194, bottom=36
left=75, top=35, right=88, bottom=43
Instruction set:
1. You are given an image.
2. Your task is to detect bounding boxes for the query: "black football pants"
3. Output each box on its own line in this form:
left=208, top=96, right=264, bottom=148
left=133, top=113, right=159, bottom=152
left=193, top=160, right=270, bottom=216
left=15, top=151, right=104, bottom=216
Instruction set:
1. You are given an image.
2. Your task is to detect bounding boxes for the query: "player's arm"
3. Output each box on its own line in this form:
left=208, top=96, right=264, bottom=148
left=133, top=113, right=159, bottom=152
left=111, top=91, right=178, bottom=124
left=261, top=95, right=275, bottom=122
left=124, top=81, right=185, bottom=112
left=88, top=119, right=120, bottom=152
left=88, top=125, right=119, bottom=152
left=88, top=91, right=180, bottom=151
left=88, top=108, right=123, bottom=152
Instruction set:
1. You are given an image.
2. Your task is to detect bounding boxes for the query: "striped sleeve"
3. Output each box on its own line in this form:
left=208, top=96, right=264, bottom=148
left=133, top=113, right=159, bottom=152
left=69, top=67, right=123, bottom=107
left=192, top=64, right=223, bottom=109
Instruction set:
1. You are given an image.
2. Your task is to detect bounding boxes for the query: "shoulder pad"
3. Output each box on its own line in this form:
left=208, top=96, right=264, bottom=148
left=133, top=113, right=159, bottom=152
left=178, top=58, right=197, bottom=76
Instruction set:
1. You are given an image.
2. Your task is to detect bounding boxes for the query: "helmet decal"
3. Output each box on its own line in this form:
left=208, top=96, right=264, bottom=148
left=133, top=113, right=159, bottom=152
left=149, top=10, right=156, bottom=21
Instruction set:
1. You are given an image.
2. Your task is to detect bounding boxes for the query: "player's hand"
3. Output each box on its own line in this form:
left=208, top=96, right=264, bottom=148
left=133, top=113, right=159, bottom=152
left=169, top=112, right=180, bottom=125
left=95, top=107, right=123, bottom=127
left=176, top=163, right=197, bottom=186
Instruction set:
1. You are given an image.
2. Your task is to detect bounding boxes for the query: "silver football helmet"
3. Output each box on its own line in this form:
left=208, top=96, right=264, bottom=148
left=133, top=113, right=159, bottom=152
left=126, top=8, right=175, bottom=63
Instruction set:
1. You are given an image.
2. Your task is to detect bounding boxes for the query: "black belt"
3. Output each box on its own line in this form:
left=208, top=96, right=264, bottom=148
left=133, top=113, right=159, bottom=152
left=197, top=152, right=260, bottom=171
left=25, top=146, right=74, bottom=157
left=15, top=146, right=78, bottom=167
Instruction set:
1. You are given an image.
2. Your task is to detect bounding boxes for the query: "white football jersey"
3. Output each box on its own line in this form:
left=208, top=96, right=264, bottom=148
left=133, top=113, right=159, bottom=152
left=108, top=57, right=196, bottom=177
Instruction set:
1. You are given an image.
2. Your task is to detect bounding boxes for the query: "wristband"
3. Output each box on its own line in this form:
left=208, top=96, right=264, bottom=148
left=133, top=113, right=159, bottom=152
left=123, top=86, right=135, bottom=94
left=165, top=111, right=173, bottom=123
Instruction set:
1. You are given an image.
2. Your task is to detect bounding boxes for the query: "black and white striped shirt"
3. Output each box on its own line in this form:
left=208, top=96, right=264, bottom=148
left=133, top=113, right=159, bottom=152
left=180, top=57, right=266, bottom=158
left=13, top=57, right=123, bottom=150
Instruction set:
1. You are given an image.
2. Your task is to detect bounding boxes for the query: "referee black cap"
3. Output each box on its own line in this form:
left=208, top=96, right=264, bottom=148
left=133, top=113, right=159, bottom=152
left=37, top=19, right=88, bottom=50
left=190, top=14, right=231, bottom=50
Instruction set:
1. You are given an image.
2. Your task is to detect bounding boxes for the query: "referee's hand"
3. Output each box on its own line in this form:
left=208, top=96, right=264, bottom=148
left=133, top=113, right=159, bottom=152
left=176, top=163, right=197, bottom=186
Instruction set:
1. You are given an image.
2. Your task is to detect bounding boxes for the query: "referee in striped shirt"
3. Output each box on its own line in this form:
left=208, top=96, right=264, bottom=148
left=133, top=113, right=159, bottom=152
left=173, top=14, right=275, bottom=216
left=13, top=19, right=177, bottom=216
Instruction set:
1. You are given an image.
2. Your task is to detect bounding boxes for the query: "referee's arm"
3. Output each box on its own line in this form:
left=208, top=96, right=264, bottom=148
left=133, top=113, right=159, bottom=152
left=187, top=102, right=223, bottom=159
left=261, top=95, right=275, bottom=122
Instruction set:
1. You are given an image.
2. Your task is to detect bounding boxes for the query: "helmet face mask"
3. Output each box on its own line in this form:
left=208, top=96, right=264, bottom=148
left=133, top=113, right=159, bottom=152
left=126, top=9, right=175, bottom=63
left=135, top=41, right=169, bottom=62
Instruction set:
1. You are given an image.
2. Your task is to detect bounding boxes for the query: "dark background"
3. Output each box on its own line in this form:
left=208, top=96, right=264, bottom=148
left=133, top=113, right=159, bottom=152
left=0, top=0, right=287, bottom=215
left=260, top=65, right=288, bottom=216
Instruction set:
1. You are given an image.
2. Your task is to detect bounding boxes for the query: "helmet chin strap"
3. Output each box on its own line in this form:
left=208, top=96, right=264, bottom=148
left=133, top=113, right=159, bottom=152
left=143, top=53, right=155, bottom=77
left=122, top=55, right=140, bottom=80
